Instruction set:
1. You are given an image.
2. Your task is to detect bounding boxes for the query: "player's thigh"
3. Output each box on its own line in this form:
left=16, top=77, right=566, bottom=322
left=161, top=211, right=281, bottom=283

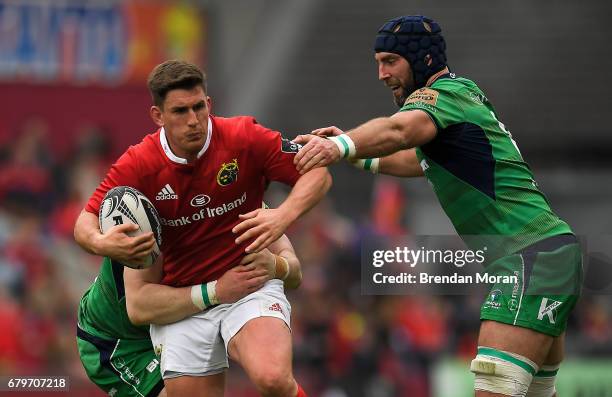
left=223, top=280, right=293, bottom=376
left=478, top=320, right=553, bottom=367
left=543, top=333, right=564, bottom=365
left=228, top=316, right=293, bottom=377
left=76, top=331, right=164, bottom=397
left=479, top=240, right=582, bottom=363
left=164, top=372, right=225, bottom=397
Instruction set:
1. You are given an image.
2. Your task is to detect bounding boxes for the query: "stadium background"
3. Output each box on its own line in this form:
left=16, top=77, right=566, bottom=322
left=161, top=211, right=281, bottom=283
left=0, top=0, right=611, bottom=396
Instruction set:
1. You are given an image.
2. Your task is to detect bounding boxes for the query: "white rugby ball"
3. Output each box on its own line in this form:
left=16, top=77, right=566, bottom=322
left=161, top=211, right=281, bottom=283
left=99, top=186, right=162, bottom=269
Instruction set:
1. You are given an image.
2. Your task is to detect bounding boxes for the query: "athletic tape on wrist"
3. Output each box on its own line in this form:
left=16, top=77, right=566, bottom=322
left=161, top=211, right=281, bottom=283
left=207, top=280, right=220, bottom=305
left=191, top=284, right=205, bottom=310
left=275, top=255, right=291, bottom=281
left=191, top=281, right=220, bottom=310
left=329, top=135, right=356, bottom=159
left=351, top=158, right=380, bottom=174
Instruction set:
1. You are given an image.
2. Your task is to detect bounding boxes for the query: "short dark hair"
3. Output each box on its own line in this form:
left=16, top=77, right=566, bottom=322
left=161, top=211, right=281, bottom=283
left=147, top=60, right=207, bottom=107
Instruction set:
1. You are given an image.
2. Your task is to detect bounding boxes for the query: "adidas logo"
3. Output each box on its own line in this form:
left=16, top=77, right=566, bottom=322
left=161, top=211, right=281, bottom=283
left=156, top=184, right=178, bottom=200
left=269, top=303, right=282, bottom=313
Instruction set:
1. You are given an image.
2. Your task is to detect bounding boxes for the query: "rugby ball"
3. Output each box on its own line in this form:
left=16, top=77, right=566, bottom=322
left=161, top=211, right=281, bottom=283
left=99, top=186, right=162, bottom=269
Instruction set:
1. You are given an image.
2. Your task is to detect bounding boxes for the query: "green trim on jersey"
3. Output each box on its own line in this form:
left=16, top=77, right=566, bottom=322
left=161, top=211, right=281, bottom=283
left=78, top=257, right=149, bottom=340
left=402, top=74, right=572, bottom=260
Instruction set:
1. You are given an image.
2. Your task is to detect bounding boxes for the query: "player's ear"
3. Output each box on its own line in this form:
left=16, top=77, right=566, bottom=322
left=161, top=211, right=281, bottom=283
left=150, top=106, right=163, bottom=127
left=207, top=96, right=212, bottom=113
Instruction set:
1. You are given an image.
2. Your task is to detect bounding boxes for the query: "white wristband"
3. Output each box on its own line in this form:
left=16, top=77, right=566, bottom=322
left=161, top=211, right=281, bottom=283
left=328, top=135, right=356, bottom=159
left=191, top=280, right=219, bottom=310
left=351, top=158, right=380, bottom=174
left=191, top=285, right=205, bottom=310
left=208, top=280, right=220, bottom=305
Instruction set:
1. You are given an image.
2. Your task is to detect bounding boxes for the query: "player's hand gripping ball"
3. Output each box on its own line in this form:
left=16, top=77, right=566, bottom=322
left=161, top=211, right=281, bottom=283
left=99, top=186, right=162, bottom=269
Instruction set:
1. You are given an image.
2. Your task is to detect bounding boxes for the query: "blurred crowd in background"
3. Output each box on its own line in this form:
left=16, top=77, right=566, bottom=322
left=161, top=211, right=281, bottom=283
left=0, top=115, right=611, bottom=397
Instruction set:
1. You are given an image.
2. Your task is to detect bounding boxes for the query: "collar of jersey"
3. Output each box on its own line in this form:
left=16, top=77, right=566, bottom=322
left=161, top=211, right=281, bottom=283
left=159, top=117, right=213, bottom=164
left=429, top=72, right=455, bottom=86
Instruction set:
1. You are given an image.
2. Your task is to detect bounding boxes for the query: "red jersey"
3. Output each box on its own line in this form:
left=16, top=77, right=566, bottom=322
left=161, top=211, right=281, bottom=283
left=85, top=115, right=302, bottom=287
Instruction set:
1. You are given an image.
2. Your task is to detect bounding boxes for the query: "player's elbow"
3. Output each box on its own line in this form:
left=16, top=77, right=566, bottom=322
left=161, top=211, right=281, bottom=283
left=73, top=224, right=90, bottom=252
left=388, top=111, right=436, bottom=149
left=388, top=119, right=413, bottom=150
left=73, top=212, right=85, bottom=246
left=73, top=210, right=99, bottom=255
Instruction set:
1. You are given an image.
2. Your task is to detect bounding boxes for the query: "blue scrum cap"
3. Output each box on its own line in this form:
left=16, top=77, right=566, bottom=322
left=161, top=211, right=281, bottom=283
left=374, top=15, right=447, bottom=89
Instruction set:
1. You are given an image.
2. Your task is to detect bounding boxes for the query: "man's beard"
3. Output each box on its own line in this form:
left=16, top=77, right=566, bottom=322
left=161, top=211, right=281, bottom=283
left=394, top=81, right=417, bottom=108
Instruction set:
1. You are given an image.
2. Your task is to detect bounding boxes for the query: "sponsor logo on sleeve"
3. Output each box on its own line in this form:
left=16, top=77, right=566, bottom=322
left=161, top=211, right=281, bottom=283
left=404, top=88, right=439, bottom=107
left=281, top=137, right=302, bottom=153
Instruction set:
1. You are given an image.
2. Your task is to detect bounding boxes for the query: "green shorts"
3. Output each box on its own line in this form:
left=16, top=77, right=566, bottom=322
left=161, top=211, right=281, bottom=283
left=77, top=326, right=164, bottom=397
left=480, top=234, right=583, bottom=336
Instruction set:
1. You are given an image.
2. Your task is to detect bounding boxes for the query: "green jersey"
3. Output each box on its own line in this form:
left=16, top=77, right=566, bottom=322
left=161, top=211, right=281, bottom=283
left=76, top=258, right=163, bottom=397
left=402, top=73, right=572, bottom=259
left=78, top=257, right=149, bottom=339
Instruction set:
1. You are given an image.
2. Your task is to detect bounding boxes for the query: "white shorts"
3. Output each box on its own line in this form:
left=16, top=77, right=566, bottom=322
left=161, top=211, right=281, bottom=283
left=149, top=279, right=291, bottom=379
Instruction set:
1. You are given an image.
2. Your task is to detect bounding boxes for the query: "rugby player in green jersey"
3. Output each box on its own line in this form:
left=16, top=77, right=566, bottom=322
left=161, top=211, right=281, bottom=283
left=77, top=230, right=303, bottom=397
left=294, top=15, right=581, bottom=397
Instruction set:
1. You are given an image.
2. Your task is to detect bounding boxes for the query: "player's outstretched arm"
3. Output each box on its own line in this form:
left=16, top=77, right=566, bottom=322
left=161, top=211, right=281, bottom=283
left=233, top=167, right=331, bottom=253
left=308, top=126, right=424, bottom=178
left=74, top=210, right=155, bottom=267
left=377, top=149, right=425, bottom=177
left=124, top=260, right=261, bottom=325
left=124, top=235, right=300, bottom=326
left=293, top=110, right=436, bottom=174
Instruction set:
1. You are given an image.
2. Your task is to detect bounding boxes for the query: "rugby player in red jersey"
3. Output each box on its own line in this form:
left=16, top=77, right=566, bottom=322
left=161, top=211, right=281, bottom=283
left=74, top=60, right=330, bottom=397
